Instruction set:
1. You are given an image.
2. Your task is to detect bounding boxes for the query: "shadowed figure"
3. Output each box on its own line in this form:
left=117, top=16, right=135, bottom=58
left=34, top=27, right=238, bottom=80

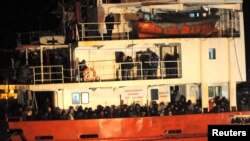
left=105, top=12, right=115, bottom=40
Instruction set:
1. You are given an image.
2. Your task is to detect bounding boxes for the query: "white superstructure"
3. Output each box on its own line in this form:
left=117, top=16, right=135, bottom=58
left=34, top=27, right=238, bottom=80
left=0, top=0, right=245, bottom=112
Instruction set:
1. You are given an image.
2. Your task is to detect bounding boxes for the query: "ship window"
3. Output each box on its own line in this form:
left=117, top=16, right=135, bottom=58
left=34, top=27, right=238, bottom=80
left=81, top=92, right=89, bottom=104
left=151, top=89, right=159, bottom=100
left=72, top=92, right=81, bottom=104
left=196, top=13, right=200, bottom=17
left=202, top=12, right=207, bottom=17
left=209, top=48, right=216, bottom=60
left=208, top=86, right=222, bottom=97
left=144, top=14, right=150, bottom=21
left=189, top=13, right=195, bottom=17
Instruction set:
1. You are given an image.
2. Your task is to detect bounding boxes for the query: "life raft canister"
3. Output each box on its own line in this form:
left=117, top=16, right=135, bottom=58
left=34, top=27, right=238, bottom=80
left=83, top=67, right=97, bottom=81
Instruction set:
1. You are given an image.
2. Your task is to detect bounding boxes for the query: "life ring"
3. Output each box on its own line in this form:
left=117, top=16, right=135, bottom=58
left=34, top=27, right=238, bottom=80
left=83, top=67, right=97, bottom=81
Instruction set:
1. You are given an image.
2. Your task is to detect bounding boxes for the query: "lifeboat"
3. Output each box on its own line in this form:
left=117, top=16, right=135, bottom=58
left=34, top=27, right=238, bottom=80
left=134, top=16, right=219, bottom=38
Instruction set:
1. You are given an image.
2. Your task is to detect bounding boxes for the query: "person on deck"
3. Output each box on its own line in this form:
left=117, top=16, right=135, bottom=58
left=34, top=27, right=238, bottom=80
left=105, top=12, right=115, bottom=40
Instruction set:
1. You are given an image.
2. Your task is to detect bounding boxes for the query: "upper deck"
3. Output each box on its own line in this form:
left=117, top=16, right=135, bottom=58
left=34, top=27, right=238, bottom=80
left=17, top=0, right=243, bottom=44
left=0, top=0, right=245, bottom=88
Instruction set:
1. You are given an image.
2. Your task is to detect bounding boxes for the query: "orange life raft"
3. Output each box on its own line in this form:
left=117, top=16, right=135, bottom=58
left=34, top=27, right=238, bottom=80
left=83, top=67, right=97, bottom=81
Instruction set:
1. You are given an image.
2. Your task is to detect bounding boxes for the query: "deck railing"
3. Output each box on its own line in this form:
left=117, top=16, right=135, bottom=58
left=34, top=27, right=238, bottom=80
left=16, top=12, right=240, bottom=46
left=30, top=65, right=64, bottom=84
left=76, top=22, right=130, bottom=41
left=27, top=60, right=181, bottom=84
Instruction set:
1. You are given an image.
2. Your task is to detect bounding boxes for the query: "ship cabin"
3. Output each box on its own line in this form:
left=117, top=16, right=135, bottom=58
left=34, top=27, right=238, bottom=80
left=0, top=0, right=246, bottom=115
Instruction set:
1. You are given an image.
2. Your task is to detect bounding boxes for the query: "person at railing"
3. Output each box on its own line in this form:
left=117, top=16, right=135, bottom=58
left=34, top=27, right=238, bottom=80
left=140, top=54, right=151, bottom=79
left=79, top=60, right=87, bottom=82
left=105, top=12, right=115, bottom=40
left=43, top=107, right=54, bottom=120
left=68, top=106, right=75, bottom=120
left=164, top=52, right=179, bottom=78
left=149, top=52, right=159, bottom=79
left=17, top=65, right=31, bottom=84
left=209, top=96, right=230, bottom=113
left=122, top=56, right=134, bottom=80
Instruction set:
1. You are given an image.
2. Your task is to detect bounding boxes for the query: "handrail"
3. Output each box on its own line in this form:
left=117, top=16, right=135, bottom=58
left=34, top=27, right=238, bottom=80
left=16, top=12, right=240, bottom=46
left=30, top=65, right=64, bottom=84
left=76, top=22, right=130, bottom=41
left=27, top=60, right=182, bottom=84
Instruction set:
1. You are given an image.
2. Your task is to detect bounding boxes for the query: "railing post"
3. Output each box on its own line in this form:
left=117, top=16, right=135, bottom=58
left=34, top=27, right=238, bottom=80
left=177, top=60, right=180, bottom=78
left=78, top=65, right=80, bottom=83
left=160, top=61, right=163, bottom=79
left=119, top=63, right=122, bottom=81
left=32, top=67, right=35, bottom=84
left=82, top=23, right=85, bottom=41
left=140, top=62, right=143, bottom=80
left=62, top=65, right=64, bottom=83
left=49, top=66, right=52, bottom=83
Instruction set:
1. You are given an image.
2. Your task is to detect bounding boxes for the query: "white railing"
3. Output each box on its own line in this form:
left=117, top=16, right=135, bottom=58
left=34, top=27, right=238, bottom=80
left=27, top=60, right=182, bottom=84
left=76, top=22, right=130, bottom=41
left=30, top=65, right=64, bottom=84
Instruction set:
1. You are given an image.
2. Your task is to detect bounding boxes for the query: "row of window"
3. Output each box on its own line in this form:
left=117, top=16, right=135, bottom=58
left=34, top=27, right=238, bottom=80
left=72, top=92, right=89, bottom=104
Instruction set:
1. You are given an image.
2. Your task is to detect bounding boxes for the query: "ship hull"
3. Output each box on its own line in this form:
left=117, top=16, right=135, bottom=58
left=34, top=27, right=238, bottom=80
left=8, top=111, right=250, bottom=141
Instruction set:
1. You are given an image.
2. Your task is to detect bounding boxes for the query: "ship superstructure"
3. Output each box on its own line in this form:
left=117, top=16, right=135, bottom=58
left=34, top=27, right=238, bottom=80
left=6, top=0, right=245, bottom=112
left=0, top=0, right=249, bottom=141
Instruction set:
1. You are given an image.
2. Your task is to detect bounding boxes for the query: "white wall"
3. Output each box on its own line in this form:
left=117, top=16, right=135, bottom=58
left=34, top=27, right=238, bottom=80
left=76, top=37, right=246, bottom=84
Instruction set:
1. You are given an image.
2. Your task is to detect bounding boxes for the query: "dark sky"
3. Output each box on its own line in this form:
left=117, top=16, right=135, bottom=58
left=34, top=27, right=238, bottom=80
left=0, top=0, right=59, bottom=66
left=0, top=0, right=59, bottom=50
left=0, top=0, right=249, bottom=78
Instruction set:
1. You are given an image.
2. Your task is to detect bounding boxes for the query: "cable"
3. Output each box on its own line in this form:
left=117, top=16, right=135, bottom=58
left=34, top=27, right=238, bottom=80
left=233, top=37, right=243, bottom=81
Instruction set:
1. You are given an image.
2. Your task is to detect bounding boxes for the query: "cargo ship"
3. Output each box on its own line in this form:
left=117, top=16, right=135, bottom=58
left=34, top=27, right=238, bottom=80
left=0, top=0, right=249, bottom=141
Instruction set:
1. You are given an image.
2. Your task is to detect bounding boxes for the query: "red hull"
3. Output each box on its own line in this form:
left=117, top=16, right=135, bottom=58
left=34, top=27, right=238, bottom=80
left=8, top=111, right=250, bottom=141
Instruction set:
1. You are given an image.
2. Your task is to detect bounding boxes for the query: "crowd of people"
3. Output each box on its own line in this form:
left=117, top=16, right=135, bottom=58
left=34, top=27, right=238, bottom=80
left=2, top=94, right=247, bottom=122
left=0, top=92, right=249, bottom=124
left=3, top=96, right=202, bottom=121
left=0, top=93, right=249, bottom=140
left=118, top=48, right=180, bottom=80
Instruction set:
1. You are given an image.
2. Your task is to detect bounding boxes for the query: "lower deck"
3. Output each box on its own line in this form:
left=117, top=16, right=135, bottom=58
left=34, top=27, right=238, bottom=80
left=8, top=111, right=250, bottom=141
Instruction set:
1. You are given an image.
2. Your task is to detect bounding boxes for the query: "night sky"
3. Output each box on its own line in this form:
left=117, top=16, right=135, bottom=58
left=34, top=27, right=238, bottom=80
left=0, top=0, right=59, bottom=66
left=0, top=0, right=58, bottom=48
left=0, top=0, right=249, bottom=79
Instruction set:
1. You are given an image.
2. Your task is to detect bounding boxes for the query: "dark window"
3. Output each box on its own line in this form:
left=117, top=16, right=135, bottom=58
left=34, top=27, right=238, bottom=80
left=151, top=89, right=159, bottom=100
left=209, top=48, right=216, bottom=60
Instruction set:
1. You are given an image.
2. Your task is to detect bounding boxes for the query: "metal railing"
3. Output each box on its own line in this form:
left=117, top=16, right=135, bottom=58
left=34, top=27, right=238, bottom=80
left=0, top=60, right=182, bottom=84
left=76, top=22, right=130, bottom=41
left=16, top=12, right=241, bottom=46
left=30, top=65, right=64, bottom=84
left=27, top=60, right=181, bottom=84
left=16, top=31, right=55, bottom=46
